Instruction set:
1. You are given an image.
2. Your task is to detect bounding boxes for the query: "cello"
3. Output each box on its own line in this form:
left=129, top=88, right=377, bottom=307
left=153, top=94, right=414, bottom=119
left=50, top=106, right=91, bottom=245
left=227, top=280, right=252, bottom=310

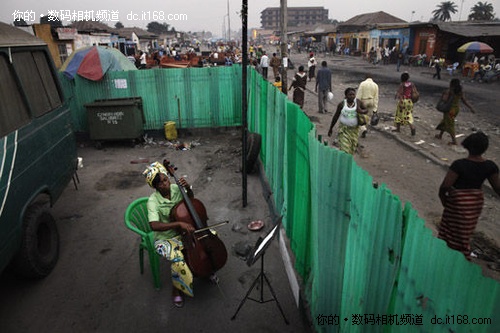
left=163, top=160, right=228, bottom=278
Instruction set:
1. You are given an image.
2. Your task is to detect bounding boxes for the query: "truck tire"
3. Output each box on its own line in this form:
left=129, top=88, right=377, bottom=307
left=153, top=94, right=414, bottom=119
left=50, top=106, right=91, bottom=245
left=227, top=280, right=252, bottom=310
left=246, top=132, right=262, bottom=173
left=12, top=203, right=60, bottom=279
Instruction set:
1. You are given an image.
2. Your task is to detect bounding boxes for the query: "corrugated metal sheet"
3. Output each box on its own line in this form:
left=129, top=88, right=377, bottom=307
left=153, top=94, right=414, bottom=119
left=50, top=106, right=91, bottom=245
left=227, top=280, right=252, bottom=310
left=436, top=22, right=500, bottom=37
left=308, top=135, right=353, bottom=329
left=247, top=69, right=314, bottom=278
left=390, top=204, right=500, bottom=332
left=341, top=176, right=403, bottom=332
left=59, top=66, right=242, bottom=132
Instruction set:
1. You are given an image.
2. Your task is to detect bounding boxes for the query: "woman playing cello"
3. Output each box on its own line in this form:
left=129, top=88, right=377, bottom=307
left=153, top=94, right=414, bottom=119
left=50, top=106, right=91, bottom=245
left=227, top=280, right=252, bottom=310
left=143, top=162, right=195, bottom=308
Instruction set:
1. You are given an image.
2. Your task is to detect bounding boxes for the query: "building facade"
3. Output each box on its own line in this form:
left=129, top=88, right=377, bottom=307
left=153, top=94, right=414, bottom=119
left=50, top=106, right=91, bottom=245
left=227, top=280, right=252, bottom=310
left=261, top=7, right=328, bottom=30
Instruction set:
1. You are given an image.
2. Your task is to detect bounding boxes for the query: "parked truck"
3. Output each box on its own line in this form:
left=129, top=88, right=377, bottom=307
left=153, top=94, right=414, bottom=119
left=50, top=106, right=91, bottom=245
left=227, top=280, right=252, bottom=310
left=0, top=22, right=77, bottom=278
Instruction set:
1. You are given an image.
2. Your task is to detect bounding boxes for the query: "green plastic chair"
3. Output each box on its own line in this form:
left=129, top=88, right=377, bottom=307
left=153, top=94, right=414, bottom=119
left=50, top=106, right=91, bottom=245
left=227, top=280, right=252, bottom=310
left=124, top=197, right=161, bottom=290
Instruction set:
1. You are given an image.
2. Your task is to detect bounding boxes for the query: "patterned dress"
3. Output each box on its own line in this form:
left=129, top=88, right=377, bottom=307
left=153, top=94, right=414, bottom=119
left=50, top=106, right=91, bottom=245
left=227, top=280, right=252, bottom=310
left=148, top=187, right=194, bottom=297
left=436, top=91, right=461, bottom=136
left=394, top=82, right=414, bottom=126
left=337, top=99, right=359, bottom=155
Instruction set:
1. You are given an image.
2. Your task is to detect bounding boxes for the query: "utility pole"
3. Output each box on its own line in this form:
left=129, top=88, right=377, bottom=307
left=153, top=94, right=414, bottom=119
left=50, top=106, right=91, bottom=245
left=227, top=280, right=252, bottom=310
left=241, top=0, right=248, bottom=207
left=280, top=0, right=288, bottom=94
left=459, top=0, right=465, bottom=21
left=227, top=0, right=231, bottom=42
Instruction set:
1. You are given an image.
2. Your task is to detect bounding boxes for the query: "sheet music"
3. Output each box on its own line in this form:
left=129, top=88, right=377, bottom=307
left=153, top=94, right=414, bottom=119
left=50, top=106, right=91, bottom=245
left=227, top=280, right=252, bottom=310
left=254, top=224, right=279, bottom=257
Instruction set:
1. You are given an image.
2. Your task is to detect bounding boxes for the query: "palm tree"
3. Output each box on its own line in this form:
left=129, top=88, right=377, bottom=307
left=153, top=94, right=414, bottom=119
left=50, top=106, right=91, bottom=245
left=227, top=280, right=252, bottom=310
left=468, top=1, right=496, bottom=20
left=432, top=1, right=458, bottom=21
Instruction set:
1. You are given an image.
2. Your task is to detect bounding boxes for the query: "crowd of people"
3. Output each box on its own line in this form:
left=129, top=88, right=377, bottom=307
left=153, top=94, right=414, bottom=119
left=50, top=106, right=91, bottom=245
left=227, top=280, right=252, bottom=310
left=131, top=42, right=248, bottom=69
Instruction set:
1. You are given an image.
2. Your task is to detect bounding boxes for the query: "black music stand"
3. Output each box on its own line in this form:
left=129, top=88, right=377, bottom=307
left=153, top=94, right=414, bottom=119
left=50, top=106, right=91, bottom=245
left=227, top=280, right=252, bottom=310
left=231, top=217, right=289, bottom=324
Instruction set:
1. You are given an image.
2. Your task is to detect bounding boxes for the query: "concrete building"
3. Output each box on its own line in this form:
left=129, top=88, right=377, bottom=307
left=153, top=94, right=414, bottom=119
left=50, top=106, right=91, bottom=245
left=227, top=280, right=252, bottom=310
left=260, top=7, right=328, bottom=30
left=336, top=11, right=406, bottom=56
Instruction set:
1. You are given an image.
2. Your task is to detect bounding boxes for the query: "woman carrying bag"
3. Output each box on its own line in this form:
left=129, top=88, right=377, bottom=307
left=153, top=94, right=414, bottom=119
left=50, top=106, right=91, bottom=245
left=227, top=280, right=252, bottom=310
left=327, top=87, right=367, bottom=155
left=435, top=79, right=476, bottom=145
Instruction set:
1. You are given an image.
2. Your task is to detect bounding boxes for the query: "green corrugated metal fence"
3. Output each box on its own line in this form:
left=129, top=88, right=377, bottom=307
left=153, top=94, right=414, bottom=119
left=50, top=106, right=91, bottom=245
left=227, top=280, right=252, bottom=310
left=61, top=67, right=499, bottom=333
left=245, top=68, right=499, bottom=333
left=59, top=66, right=242, bottom=132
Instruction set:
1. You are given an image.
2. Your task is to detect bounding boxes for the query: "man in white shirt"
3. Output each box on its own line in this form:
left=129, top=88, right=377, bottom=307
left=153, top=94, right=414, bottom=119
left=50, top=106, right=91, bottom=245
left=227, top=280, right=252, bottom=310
left=139, top=51, right=147, bottom=69
left=260, top=52, right=269, bottom=79
left=356, top=73, right=379, bottom=138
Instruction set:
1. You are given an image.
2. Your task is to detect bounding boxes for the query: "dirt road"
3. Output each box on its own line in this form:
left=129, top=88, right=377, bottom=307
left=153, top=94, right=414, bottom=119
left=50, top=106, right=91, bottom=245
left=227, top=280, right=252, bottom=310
left=286, top=53, right=500, bottom=279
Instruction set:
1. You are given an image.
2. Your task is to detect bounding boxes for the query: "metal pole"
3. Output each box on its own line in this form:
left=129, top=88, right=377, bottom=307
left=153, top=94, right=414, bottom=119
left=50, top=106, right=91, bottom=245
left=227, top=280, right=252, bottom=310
left=280, top=0, right=288, bottom=94
left=241, top=0, right=248, bottom=207
left=227, top=0, right=231, bottom=42
left=459, top=0, right=465, bottom=21
left=222, top=16, right=226, bottom=41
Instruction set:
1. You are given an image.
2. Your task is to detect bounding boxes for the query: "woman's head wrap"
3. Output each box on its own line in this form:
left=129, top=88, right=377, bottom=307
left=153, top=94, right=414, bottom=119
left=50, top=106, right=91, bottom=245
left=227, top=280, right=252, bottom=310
left=143, top=162, right=168, bottom=188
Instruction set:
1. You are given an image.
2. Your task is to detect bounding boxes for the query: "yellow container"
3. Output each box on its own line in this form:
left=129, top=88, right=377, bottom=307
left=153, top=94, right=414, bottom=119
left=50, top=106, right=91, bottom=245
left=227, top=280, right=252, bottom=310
left=164, top=121, right=178, bottom=140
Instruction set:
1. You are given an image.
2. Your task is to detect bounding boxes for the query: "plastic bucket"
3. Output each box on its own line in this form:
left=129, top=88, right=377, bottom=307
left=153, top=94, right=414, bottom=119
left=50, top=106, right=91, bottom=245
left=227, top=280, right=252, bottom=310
left=164, top=121, right=178, bottom=140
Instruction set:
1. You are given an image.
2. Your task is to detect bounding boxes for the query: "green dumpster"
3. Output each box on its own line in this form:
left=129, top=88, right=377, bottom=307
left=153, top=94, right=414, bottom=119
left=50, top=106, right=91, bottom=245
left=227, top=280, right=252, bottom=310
left=85, top=97, right=144, bottom=148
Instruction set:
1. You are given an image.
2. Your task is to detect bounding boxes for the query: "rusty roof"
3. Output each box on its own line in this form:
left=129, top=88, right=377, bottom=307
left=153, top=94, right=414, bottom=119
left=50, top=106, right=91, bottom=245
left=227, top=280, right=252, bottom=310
left=69, top=20, right=113, bottom=33
left=114, top=27, right=157, bottom=39
left=340, top=11, right=406, bottom=27
left=434, top=21, right=500, bottom=37
left=0, top=22, right=45, bottom=47
left=304, top=24, right=338, bottom=35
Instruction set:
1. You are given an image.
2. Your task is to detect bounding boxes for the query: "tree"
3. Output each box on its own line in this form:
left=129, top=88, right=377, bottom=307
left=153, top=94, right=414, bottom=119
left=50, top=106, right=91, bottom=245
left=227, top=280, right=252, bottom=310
left=146, top=21, right=170, bottom=34
left=13, top=18, right=27, bottom=26
left=325, top=19, right=340, bottom=25
left=115, top=21, right=124, bottom=29
left=468, top=1, right=496, bottom=20
left=432, top=1, right=458, bottom=21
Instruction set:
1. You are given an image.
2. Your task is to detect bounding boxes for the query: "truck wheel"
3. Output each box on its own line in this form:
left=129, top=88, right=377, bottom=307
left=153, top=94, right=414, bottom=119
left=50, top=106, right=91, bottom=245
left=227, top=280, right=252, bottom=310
left=12, top=203, right=60, bottom=279
left=246, top=132, right=262, bottom=173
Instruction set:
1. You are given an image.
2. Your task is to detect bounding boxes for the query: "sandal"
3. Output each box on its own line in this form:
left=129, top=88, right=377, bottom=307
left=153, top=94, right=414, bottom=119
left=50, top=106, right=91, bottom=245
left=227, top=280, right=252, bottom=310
left=173, top=295, right=184, bottom=308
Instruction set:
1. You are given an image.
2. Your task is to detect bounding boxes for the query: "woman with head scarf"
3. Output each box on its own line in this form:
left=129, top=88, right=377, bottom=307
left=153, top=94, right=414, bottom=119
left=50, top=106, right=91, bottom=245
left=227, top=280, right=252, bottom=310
left=143, top=162, right=195, bottom=307
left=288, top=65, right=308, bottom=109
left=307, top=52, right=317, bottom=81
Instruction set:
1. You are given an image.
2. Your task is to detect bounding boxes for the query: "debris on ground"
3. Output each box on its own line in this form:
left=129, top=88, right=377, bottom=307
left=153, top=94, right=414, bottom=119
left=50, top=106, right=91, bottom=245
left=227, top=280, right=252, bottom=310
left=130, top=158, right=150, bottom=164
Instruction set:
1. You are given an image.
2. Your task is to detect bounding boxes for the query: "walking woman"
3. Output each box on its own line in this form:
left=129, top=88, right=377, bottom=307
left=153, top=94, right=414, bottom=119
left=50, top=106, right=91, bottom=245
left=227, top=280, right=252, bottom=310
left=437, top=132, right=500, bottom=259
left=393, top=72, right=417, bottom=136
left=307, top=52, right=317, bottom=81
left=327, top=87, right=367, bottom=155
left=289, top=65, right=308, bottom=109
left=435, top=78, right=476, bottom=145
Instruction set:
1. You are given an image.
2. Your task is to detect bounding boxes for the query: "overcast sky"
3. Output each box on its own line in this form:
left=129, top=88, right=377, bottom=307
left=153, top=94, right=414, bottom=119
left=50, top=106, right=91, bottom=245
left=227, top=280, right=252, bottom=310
left=1, top=0, right=489, bottom=36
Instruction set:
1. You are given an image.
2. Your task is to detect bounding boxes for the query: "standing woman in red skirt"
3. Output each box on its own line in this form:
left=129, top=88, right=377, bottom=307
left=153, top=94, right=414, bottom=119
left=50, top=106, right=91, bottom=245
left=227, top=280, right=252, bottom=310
left=438, top=132, right=500, bottom=259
